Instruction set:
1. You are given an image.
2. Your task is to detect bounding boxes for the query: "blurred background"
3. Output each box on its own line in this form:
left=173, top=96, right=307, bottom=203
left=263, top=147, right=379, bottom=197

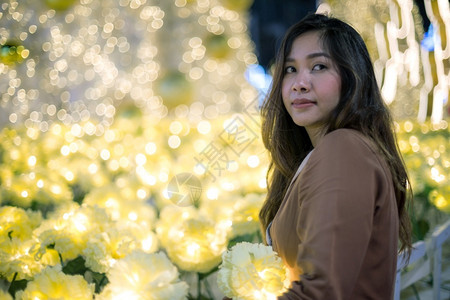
left=0, top=0, right=449, bottom=299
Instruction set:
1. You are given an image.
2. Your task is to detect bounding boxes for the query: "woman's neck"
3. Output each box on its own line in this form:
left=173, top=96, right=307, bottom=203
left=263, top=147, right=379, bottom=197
left=306, top=126, right=327, bottom=147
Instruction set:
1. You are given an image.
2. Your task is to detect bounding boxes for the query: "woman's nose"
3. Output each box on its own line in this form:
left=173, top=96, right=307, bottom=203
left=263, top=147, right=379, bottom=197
left=292, top=71, right=310, bottom=92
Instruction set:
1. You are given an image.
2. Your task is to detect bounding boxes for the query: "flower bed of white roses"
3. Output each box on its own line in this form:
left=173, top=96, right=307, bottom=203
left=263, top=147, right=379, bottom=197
left=1, top=113, right=448, bottom=299
left=0, top=113, right=268, bottom=299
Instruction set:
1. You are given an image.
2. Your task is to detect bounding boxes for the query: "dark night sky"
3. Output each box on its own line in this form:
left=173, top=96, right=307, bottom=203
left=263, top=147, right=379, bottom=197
left=249, top=0, right=319, bottom=69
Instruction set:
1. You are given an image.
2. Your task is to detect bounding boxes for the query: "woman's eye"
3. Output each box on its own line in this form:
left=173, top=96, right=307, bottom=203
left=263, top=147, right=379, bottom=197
left=312, top=64, right=326, bottom=71
left=284, top=66, right=296, bottom=73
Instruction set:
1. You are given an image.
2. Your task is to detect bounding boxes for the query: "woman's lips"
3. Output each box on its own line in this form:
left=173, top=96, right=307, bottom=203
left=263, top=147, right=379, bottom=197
left=292, top=98, right=315, bottom=108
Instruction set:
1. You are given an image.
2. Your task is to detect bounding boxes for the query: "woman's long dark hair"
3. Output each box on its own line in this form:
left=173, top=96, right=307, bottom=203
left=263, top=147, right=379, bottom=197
left=259, top=13, right=413, bottom=255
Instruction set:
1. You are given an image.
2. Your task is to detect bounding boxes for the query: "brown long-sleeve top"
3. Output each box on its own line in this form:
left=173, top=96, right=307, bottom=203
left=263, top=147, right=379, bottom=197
left=270, top=129, right=399, bottom=299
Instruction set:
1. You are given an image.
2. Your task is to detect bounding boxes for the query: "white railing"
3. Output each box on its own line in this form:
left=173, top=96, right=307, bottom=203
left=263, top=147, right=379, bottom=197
left=432, top=219, right=450, bottom=299
left=394, top=219, right=450, bottom=300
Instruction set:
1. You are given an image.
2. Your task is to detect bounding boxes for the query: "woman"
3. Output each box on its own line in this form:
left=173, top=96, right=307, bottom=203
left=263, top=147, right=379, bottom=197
left=260, top=13, right=413, bottom=299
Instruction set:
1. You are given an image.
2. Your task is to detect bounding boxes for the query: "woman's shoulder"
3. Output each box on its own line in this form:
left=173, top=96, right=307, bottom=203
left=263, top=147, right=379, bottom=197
left=317, top=128, right=377, bottom=154
left=311, top=128, right=383, bottom=168
left=306, top=129, right=391, bottom=183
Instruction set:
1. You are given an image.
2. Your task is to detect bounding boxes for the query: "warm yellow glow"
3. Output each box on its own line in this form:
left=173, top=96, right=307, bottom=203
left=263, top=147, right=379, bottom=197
left=159, top=171, right=169, bottom=183
left=73, top=213, right=89, bottom=232
left=253, top=290, right=263, bottom=299
left=259, top=178, right=267, bottom=189
left=169, top=121, right=183, bottom=135
left=168, top=135, right=181, bottom=149
left=144, top=142, right=157, bottom=155
left=64, top=171, right=74, bottom=181
left=88, top=163, right=98, bottom=174
left=2, top=0, right=255, bottom=128
left=430, top=167, right=445, bottom=183
left=128, top=212, right=138, bottom=221
left=135, top=153, right=147, bottom=165
left=37, top=179, right=44, bottom=188
left=194, top=163, right=207, bottom=175
left=227, top=161, right=239, bottom=172
left=206, top=187, right=219, bottom=199
left=100, top=149, right=111, bottom=160
left=197, top=120, right=211, bottom=134
left=61, top=145, right=70, bottom=156
left=0, top=2, right=447, bottom=299
left=247, top=155, right=259, bottom=168
left=105, top=197, right=118, bottom=208
left=50, top=184, right=62, bottom=195
left=137, top=188, right=147, bottom=199
left=27, top=155, right=37, bottom=166
left=435, top=195, right=447, bottom=209
left=141, top=236, right=154, bottom=251
left=221, top=181, right=235, bottom=191
left=136, top=167, right=157, bottom=186
left=186, top=242, right=201, bottom=257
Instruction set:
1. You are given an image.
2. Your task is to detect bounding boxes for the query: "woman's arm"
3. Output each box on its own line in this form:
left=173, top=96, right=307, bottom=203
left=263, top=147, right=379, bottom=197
left=278, top=129, right=392, bottom=299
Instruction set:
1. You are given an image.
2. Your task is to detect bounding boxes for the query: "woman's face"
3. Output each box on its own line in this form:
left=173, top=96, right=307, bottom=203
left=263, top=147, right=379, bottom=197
left=282, top=31, right=341, bottom=143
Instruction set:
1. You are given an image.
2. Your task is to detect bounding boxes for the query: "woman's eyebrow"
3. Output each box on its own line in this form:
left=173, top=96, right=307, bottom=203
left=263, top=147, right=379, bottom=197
left=307, top=52, right=331, bottom=59
left=285, top=52, right=331, bottom=62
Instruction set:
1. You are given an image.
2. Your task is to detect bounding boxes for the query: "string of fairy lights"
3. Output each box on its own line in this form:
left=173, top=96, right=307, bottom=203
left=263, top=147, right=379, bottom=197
left=0, top=0, right=257, bottom=134
left=321, top=0, right=449, bottom=123
left=1, top=0, right=449, bottom=130
left=0, top=0, right=447, bottom=195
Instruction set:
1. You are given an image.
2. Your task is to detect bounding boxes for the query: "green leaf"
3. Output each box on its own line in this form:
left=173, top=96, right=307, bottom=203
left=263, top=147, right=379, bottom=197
left=62, top=256, right=87, bottom=275
left=71, top=184, right=87, bottom=204
left=414, top=219, right=430, bottom=241
left=89, top=271, right=109, bottom=293
left=227, top=233, right=257, bottom=248
left=7, top=273, right=28, bottom=297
